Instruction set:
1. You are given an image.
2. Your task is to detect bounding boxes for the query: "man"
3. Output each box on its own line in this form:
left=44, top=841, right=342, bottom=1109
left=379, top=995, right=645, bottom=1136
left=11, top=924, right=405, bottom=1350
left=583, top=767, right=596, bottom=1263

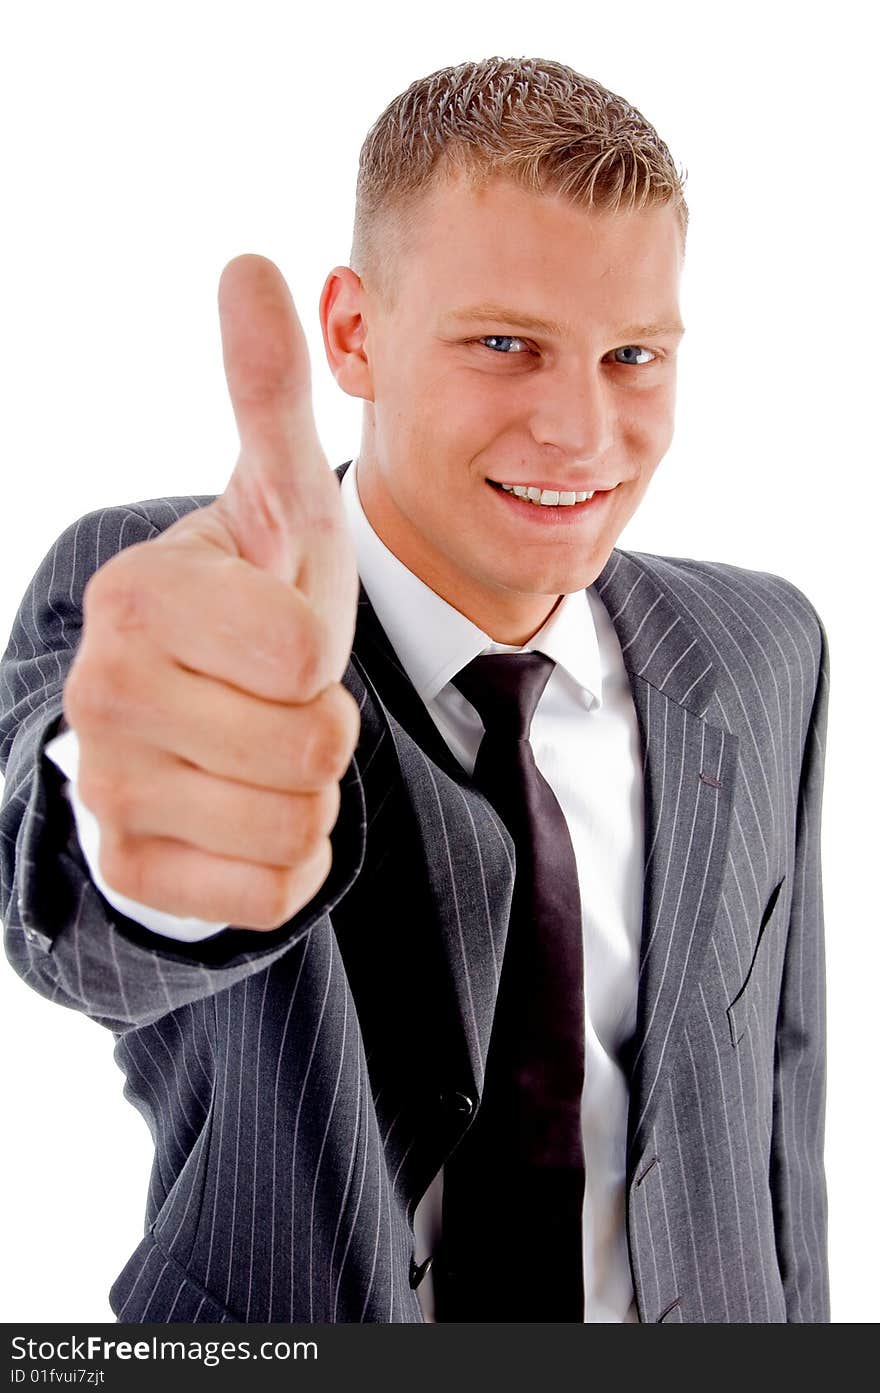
left=1, top=56, right=830, bottom=1322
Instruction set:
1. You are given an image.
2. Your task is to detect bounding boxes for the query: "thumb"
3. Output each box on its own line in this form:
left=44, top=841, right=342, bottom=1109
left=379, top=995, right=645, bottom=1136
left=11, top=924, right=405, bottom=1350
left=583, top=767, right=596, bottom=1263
left=213, top=253, right=336, bottom=586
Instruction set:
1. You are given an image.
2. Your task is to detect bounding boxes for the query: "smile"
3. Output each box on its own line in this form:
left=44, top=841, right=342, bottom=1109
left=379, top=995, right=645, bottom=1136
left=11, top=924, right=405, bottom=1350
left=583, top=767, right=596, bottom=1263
left=496, top=483, right=596, bottom=507
left=486, top=478, right=618, bottom=526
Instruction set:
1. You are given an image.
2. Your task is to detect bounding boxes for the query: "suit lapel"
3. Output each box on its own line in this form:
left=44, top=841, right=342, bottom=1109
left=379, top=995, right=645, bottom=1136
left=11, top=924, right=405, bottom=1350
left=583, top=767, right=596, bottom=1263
left=334, top=462, right=739, bottom=1153
left=350, top=586, right=515, bottom=1099
left=593, top=550, right=739, bottom=1159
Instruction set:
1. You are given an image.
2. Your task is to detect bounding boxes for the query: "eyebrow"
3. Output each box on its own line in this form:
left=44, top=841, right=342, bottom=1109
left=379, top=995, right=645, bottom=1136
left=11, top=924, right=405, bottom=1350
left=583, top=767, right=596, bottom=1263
left=441, top=303, right=686, bottom=341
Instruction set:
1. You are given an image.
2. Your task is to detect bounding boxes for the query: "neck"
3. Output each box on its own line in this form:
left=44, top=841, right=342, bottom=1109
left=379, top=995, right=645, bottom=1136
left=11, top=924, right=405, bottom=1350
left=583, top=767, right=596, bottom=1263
left=408, top=564, right=563, bottom=646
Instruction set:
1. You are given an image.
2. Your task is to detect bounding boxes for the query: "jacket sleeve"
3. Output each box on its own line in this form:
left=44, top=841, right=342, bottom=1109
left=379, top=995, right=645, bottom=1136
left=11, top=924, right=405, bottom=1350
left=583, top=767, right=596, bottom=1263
left=0, top=502, right=367, bottom=1036
left=769, top=592, right=831, bottom=1321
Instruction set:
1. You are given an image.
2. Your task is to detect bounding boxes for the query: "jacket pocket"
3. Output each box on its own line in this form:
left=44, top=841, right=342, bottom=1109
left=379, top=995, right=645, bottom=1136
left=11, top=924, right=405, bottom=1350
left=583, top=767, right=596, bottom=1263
left=110, top=1228, right=237, bottom=1322
left=726, top=877, right=787, bottom=1047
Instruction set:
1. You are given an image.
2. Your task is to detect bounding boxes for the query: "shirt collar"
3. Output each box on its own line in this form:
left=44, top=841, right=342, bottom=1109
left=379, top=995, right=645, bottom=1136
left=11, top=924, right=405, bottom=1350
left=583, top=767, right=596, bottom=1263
left=339, top=457, right=603, bottom=710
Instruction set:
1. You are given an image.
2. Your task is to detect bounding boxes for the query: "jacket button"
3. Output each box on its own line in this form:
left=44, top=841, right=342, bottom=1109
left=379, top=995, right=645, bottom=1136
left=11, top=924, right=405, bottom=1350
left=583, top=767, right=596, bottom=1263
left=409, top=1253, right=434, bottom=1289
left=440, top=1090, right=474, bottom=1117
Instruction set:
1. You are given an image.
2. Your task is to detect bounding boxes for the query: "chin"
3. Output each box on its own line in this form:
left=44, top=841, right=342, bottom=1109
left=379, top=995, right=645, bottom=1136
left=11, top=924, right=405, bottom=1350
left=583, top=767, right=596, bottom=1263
left=492, top=562, right=604, bottom=598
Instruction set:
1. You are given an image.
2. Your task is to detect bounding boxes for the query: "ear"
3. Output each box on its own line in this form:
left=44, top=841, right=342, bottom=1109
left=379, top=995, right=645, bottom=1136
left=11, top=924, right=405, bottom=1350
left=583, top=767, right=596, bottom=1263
left=319, top=266, right=374, bottom=402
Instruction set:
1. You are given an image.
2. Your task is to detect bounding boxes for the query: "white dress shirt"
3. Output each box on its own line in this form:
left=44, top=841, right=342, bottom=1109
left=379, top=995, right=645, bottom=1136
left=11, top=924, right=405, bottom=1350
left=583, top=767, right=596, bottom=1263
left=45, top=459, right=645, bottom=1322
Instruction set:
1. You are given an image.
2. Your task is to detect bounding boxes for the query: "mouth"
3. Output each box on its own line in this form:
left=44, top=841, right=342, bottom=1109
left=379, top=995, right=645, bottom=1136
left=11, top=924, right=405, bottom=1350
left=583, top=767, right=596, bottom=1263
left=485, top=477, right=618, bottom=525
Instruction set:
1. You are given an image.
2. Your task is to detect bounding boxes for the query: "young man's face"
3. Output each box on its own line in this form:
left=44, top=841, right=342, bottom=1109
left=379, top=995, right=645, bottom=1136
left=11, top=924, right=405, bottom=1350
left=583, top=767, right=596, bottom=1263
left=326, top=174, right=685, bottom=644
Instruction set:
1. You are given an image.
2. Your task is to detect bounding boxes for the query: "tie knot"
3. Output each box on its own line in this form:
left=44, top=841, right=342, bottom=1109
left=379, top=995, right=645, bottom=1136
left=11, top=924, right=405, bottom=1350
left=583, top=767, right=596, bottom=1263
left=452, top=651, right=556, bottom=741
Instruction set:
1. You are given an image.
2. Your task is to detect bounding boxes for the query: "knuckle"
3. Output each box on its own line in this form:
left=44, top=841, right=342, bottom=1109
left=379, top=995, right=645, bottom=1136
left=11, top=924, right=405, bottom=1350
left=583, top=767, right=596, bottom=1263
left=303, top=783, right=341, bottom=849
left=84, top=560, right=147, bottom=634
left=302, top=836, right=334, bottom=903
left=97, top=835, right=143, bottom=902
left=336, top=684, right=362, bottom=752
left=272, top=799, right=310, bottom=865
left=61, top=660, right=91, bottom=728
left=255, top=868, right=302, bottom=931
left=307, top=725, right=344, bottom=783
left=317, top=779, right=343, bottom=833
left=215, top=732, right=254, bottom=784
left=309, top=687, right=359, bottom=780
left=258, top=841, right=332, bottom=930
left=78, top=765, right=135, bottom=826
left=293, top=625, right=324, bottom=701
left=273, top=785, right=339, bottom=865
left=65, top=651, right=132, bottom=731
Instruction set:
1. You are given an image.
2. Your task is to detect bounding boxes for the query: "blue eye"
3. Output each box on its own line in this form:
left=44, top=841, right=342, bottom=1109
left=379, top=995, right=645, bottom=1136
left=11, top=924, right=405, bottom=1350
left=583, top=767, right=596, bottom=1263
left=613, top=345, right=656, bottom=365
left=480, top=335, right=528, bottom=353
left=477, top=337, right=658, bottom=364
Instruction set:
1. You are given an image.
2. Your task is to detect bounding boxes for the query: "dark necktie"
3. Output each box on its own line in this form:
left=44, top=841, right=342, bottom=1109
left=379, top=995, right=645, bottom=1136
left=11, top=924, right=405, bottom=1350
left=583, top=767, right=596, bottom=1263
left=432, top=651, right=587, bottom=1321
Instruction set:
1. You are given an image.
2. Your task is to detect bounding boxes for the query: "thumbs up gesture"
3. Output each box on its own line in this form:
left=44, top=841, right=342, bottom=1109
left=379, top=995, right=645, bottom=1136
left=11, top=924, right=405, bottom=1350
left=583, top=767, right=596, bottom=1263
left=62, top=255, right=361, bottom=931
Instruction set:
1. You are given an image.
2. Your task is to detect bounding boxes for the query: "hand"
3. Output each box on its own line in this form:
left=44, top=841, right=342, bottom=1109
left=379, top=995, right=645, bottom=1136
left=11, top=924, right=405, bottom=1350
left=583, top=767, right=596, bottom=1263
left=62, top=254, right=361, bottom=931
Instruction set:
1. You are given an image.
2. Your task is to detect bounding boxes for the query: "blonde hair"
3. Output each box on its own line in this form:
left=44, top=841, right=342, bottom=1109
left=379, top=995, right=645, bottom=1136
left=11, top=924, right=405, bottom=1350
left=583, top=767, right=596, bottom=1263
left=350, top=56, right=688, bottom=306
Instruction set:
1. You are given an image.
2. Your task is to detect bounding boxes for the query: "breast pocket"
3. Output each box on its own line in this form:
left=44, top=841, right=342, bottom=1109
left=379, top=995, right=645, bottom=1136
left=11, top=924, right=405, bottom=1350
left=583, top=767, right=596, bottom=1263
left=727, top=876, right=787, bottom=1047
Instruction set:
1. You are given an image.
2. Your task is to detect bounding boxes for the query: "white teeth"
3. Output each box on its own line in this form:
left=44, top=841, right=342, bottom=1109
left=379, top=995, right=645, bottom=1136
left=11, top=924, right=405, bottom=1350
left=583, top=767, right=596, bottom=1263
left=500, top=483, right=595, bottom=506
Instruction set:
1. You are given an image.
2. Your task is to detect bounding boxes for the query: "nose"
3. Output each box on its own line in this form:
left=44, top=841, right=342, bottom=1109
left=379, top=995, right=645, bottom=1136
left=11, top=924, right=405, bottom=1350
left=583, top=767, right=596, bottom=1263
left=527, top=362, right=615, bottom=462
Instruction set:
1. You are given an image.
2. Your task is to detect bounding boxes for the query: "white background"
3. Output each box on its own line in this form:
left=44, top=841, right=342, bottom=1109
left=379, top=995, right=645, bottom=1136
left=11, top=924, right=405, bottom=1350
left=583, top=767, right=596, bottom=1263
left=1, top=0, right=876, bottom=1322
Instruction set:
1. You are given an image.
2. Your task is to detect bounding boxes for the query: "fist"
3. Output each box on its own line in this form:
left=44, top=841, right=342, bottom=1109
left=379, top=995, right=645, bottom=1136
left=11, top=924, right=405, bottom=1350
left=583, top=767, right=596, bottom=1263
left=62, top=255, right=361, bottom=931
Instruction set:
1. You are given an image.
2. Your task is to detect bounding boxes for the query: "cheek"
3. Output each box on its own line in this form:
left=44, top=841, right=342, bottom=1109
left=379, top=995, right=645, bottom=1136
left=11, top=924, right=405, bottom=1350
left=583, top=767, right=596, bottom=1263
left=402, top=377, right=511, bottom=470
left=432, top=381, right=520, bottom=469
left=622, top=387, right=676, bottom=456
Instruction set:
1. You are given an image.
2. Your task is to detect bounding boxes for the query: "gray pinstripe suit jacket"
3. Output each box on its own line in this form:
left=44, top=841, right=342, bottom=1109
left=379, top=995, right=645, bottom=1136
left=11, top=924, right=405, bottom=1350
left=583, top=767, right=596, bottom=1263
left=1, top=460, right=831, bottom=1322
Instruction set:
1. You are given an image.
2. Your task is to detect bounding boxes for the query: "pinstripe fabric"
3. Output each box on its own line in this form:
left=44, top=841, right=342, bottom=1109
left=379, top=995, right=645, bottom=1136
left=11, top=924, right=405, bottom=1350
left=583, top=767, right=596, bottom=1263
left=0, top=461, right=830, bottom=1321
